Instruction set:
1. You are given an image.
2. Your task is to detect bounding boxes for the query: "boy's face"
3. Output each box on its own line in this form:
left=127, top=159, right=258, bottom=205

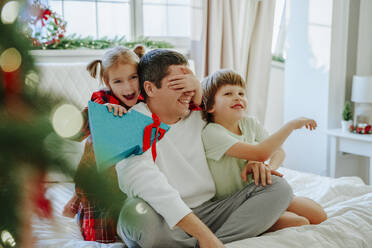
left=208, top=84, right=247, bottom=123
left=107, top=63, right=140, bottom=107
left=150, top=64, right=193, bottom=120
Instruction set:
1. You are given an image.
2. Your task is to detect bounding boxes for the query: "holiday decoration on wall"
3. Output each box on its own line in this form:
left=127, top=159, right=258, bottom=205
left=23, top=0, right=66, bottom=47
left=22, top=1, right=173, bottom=50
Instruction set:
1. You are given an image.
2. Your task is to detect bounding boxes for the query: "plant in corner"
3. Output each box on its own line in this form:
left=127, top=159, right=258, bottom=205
left=341, top=101, right=353, bottom=132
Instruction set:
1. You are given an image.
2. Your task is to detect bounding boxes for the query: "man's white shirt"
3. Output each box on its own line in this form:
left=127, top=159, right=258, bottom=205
left=115, top=102, right=216, bottom=228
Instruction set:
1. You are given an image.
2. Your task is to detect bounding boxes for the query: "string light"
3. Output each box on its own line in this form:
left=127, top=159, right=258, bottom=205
left=1, top=1, right=19, bottom=24
left=25, top=71, right=39, bottom=88
left=0, top=47, right=22, bottom=72
left=51, top=104, right=83, bottom=138
left=1, top=230, right=16, bottom=247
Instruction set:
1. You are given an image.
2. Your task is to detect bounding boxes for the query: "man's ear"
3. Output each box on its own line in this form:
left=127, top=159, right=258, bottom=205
left=143, top=81, right=156, bottom=97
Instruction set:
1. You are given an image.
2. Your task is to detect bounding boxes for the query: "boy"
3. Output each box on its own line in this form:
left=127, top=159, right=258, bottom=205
left=201, top=69, right=327, bottom=230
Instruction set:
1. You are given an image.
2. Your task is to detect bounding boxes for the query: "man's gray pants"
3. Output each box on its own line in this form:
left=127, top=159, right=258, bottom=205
left=117, top=176, right=293, bottom=248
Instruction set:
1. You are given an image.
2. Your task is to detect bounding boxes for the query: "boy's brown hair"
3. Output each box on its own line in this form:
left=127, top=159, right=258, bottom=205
left=201, top=69, right=246, bottom=123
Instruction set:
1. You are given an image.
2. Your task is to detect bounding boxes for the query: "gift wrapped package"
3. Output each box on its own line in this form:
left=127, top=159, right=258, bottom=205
left=88, top=101, right=170, bottom=172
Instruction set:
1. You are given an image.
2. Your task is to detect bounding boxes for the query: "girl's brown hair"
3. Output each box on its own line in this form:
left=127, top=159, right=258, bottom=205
left=86, top=45, right=145, bottom=86
left=201, top=69, right=246, bottom=123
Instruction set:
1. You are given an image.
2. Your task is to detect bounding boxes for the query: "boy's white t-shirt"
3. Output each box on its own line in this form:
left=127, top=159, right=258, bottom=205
left=115, top=102, right=216, bottom=228
left=202, top=116, right=269, bottom=199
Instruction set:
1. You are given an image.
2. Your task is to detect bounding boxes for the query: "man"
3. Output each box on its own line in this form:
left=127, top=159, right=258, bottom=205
left=115, top=49, right=293, bottom=248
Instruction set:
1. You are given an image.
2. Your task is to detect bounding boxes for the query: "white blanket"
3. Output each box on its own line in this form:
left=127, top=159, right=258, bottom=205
left=32, top=168, right=372, bottom=248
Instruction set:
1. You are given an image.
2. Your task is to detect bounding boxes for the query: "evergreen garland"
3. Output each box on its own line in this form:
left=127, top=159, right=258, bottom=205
left=31, top=35, right=174, bottom=50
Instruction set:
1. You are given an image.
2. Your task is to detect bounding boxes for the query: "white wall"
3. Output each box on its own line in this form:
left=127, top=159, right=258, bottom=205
left=282, top=0, right=333, bottom=176
left=264, top=61, right=285, bottom=134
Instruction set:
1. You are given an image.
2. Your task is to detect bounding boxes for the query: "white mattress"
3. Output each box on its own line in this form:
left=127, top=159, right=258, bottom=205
left=32, top=168, right=372, bottom=248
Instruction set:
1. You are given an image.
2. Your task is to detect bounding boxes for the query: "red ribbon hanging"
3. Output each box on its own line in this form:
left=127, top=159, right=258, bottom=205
left=143, top=113, right=166, bottom=162
left=40, top=9, right=51, bottom=26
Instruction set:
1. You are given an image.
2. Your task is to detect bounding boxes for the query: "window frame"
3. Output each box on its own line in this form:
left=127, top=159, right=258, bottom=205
left=49, top=0, right=192, bottom=51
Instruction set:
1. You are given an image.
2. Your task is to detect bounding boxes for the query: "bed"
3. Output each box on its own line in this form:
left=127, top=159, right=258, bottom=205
left=32, top=63, right=372, bottom=247
left=32, top=167, right=372, bottom=248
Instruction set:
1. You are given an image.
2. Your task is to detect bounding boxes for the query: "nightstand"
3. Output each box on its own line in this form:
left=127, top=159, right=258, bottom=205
left=327, top=128, right=372, bottom=184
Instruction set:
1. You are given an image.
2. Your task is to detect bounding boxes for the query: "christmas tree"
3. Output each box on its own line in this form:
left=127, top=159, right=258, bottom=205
left=0, top=1, right=130, bottom=246
left=0, top=1, right=74, bottom=246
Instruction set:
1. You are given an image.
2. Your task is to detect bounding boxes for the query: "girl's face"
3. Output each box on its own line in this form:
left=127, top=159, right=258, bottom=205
left=208, top=84, right=247, bottom=123
left=106, top=63, right=140, bottom=107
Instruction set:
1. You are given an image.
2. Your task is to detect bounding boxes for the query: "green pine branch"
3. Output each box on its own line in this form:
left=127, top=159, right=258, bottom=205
left=342, top=101, right=353, bottom=121
left=31, top=35, right=174, bottom=50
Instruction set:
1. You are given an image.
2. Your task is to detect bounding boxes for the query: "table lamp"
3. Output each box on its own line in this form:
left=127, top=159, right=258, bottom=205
left=351, top=75, right=372, bottom=127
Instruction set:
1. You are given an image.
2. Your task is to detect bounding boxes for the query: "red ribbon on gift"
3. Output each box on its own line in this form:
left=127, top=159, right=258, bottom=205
left=143, top=113, right=166, bottom=162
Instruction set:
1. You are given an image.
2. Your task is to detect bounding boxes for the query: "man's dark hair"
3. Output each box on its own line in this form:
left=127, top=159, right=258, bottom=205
left=138, top=49, right=188, bottom=100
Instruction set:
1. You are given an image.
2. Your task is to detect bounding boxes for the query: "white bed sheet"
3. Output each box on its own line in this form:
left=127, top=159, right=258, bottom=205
left=32, top=168, right=372, bottom=248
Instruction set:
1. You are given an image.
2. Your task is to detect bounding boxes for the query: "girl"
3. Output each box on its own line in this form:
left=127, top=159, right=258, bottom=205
left=63, top=45, right=202, bottom=243
left=201, top=69, right=327, bottom=232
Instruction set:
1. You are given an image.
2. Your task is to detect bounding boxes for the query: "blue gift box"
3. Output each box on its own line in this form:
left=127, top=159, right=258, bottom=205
left=88, top=101, right=170, bottom=172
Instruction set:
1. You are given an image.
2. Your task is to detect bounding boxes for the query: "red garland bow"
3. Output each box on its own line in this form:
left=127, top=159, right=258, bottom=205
left=143, top=113, right=166, bottom=162
left=40, top=9, right=51, bottom=26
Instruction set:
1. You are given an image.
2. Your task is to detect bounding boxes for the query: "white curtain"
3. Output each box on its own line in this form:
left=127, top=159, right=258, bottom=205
left=191, top=0, right=275, bottom=123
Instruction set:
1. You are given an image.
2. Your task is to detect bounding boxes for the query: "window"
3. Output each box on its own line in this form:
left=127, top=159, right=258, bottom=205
left=272, top=0, right=288, bottom=61
left=142, top=0, right=190, bottom=37
left=48, top=0, right=198, bottom=50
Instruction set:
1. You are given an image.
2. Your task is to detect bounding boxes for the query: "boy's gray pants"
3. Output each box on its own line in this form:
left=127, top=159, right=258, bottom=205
left=117, top=176, right=293, bottom=248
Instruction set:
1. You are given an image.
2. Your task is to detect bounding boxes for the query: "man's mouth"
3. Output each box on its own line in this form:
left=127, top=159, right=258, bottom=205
left=123, top=93, right=136, bottom=101
left=178, top=97, right=191, bottom=105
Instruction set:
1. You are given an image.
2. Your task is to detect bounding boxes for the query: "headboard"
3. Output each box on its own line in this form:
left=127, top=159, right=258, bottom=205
left=36, top=62, right=100, bottom=181
left=36, top=62, right=101, bottom=109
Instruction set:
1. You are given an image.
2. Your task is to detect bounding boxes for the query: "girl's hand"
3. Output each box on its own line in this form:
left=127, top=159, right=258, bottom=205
left=105, top=103, right=127, bottom=117
left=241, top=161, right=283, bottom=186
left=289, top=117, right=317, bottom=130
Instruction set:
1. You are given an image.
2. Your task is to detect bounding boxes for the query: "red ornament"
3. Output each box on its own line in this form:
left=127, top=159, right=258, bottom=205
left=33, top=173, right=52, bottom=219
left=365, top=125, right=371, bottom=133
left=349, top=125, right=354, bottom=132
left=3, top=69, right=22, bottom=96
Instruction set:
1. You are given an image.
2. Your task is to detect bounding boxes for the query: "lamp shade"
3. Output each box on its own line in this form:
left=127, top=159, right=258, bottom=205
left=351, top=75, right=372, bottom=103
